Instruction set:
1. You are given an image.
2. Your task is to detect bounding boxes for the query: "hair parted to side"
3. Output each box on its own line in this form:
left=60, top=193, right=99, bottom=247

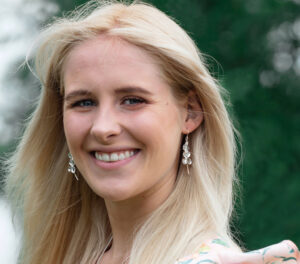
left=4, top=1, right=240, bottom=263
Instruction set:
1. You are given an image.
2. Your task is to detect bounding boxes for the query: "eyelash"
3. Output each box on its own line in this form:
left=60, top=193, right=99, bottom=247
left=70, top=96, right=146, bottom=109
left=71, top=99, right=96, bottom=108
left=122, top=96, right=146, bottom=105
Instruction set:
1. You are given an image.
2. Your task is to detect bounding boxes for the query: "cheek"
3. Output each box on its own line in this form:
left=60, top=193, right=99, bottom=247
left=63, top=113, right=91, bottom=147
left=128, top=106, right=183, bottom=150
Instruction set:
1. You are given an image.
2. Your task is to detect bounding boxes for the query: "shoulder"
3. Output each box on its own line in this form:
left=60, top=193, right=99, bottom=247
left=175, top=238, right=300, bottom=264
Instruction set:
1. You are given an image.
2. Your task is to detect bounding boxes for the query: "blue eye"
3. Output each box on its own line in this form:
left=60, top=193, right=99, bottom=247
left=122, top=97, right=145, bottom=105
left=72, top=99, right=95, bottom=107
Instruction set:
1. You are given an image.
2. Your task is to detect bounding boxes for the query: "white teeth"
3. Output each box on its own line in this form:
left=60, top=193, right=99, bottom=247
left=95, top=152, right=102, bottom=160
left=110, top=153, right=118, bottom=161
left=119, top=153, right=125, bottom=160
left=95, top=150, right=136, bottom=162
left=102, top=153, right=109, bottom=161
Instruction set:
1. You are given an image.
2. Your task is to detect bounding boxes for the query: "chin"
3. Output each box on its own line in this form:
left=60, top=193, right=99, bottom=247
left=91, top=185, right=136, bottom=202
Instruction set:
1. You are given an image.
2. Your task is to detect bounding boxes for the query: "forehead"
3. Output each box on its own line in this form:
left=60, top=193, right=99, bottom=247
left=61, top=35, right=182, bottom=105
left=63, top=36, right=161, bottom=79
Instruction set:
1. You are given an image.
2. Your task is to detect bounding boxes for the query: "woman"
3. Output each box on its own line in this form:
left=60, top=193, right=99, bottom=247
left=5, top=1, right=299, bottom=264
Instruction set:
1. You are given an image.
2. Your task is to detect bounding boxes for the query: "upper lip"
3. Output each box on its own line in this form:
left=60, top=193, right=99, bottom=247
left=90, top=147, right=139, bottom=153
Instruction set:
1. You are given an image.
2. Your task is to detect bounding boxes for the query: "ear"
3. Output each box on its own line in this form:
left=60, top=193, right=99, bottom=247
left=182, top=91, right=203, bottom=134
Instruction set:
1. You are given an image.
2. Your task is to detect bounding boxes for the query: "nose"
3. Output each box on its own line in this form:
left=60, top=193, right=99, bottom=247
left=90, top=105, right=122, bottom=143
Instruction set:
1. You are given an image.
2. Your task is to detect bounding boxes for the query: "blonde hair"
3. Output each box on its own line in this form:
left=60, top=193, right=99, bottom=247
left=5, top=1, right=240, bottom=263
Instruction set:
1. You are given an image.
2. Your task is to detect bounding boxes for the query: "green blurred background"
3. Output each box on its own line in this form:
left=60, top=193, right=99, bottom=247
left=1, top=0, right=299, bottom=250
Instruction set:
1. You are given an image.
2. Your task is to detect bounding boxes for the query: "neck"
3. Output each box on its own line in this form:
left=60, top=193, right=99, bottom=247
left=104, top=174, right=176, bottom=261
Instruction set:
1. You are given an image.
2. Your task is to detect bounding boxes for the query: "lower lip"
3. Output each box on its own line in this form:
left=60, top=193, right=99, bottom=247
left=92, top=151, right=139, bottom=170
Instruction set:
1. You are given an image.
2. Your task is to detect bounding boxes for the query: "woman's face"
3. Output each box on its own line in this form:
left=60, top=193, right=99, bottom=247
left=63, top=37, right=188, bottom=202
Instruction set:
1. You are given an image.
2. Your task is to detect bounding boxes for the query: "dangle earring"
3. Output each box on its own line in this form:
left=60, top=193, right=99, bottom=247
left=182, top=134, right=192, bottom=174
left=68, top=152, right=79, bottom=181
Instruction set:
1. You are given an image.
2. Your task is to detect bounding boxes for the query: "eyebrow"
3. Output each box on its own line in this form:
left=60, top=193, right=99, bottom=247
left=64, top=90, right=93, bottom=102
left=64, top=86, right=153, bottom=101
left=114, top=86, right=153, bottom=96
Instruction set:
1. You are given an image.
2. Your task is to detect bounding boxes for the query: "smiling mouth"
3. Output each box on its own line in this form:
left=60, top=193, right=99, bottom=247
left=93, top=150, right=139, bottom=162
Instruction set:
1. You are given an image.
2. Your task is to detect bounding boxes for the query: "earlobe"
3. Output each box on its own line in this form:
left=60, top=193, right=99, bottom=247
left=183, top=91, right=203, bottom=134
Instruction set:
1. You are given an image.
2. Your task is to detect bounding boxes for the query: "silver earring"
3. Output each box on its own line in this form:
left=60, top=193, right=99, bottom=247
left=68, top=152, right=79, bottom=181
left=182, top=134, right=192, bottom=174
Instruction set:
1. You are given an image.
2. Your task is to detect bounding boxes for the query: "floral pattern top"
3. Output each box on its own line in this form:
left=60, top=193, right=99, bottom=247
left=175, top=238, right=299, bottom=264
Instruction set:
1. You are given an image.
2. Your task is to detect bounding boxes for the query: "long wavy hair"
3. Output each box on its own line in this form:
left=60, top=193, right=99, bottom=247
left=5, top=1, right=240, bottom=263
